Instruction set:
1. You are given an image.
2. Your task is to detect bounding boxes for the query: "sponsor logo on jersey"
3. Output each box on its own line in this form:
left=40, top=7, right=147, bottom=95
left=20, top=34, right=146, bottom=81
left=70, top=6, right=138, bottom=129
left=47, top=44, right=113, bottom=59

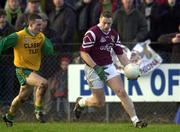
left=100, top=37, right=106, bottom=43
left=100, top=43, right=114, bottom=52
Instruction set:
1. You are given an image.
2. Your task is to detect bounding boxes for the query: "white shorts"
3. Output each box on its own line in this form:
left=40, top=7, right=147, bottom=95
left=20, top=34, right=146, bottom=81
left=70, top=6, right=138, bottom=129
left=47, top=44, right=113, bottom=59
left=84, top=64, right=119, bottom=89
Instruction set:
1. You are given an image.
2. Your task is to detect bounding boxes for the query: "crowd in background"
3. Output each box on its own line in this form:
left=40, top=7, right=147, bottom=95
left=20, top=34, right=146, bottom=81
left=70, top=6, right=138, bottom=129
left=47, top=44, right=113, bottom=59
left=0, top=0, right=179, bottom=50
left=0, top=0, right=179, bottom=61
left=0, top=0, right=180, bottom=120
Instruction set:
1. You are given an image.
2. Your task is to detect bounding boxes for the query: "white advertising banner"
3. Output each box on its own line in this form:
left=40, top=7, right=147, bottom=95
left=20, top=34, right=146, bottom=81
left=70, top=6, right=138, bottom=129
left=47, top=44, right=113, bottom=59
left=111, top=40, right=163, bottom=76
left=68, top=64, right=180, bottom=102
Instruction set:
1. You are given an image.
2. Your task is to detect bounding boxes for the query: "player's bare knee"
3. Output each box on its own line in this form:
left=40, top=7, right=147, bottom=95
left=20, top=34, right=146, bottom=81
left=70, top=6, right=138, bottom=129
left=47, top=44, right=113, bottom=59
left=116, top=89, right=127, bottom=99
left=39, top=80, right=48, bottom=89
left=98, top=101, right=105, bottom=107
left=17, top=96, right=26, bottom=104
left=37, top=81, right=48, bottom=96
left=37, top=86, right=46, bottom=95
left=43, top=80, right=48, bottom=88
left=95, top=100, right=105, bottom=107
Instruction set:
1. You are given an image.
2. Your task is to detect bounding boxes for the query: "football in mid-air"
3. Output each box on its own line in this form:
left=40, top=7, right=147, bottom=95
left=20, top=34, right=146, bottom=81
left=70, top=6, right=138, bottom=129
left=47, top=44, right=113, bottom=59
left=124, top=63, right=140, bottom=80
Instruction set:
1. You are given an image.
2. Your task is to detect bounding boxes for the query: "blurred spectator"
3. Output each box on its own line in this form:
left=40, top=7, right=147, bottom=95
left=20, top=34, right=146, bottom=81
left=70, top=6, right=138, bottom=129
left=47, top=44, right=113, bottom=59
left=158, top=24, right=180, bottom=123
left=39, top=13, right=60, bottom=79
left=74, top=0, right=99, bottom=41
left=19, top=0, right=28, bottom=12
left=158, top=24, right=180, bottom=63
left=40, top=13, right=61, bottom=48
left=44, top=0, right=54, bottom=15
left=113, top=0, right=148, bottom=48
left=48, top=0, right=77, bottom=55
left=0, top=1, right=6, bottom=9
left=44, top=0, right=75, bottom=15
left=133, top=0, right=144, bottom=9
left=15, top=0, right=43, bottom=31
left=155, top=0, right=167, bottom=5
left=0, top=9, right=15, bottom=113
left=48, top=56, right=70, bottom=119
left=64, top=0, right=76, bottom=7
left=139, top=0, right=163, bottom=41
left=75, top=0, right=120, bottom=42
left=157, top=0, right=180, bottom=37
left=0, top=9, right=15, bottom=37
left=72, top=52, right=83, bottom=64
left=98, top=0, right=120, bottom=14
left=24, top=0, right=42, bottom=13
left=4, top=0, right=22, bottom=26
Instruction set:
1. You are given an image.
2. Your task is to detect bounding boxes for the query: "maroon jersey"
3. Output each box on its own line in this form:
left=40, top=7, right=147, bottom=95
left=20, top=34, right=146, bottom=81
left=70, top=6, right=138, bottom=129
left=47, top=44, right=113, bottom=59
left=80, top=25, right=123, bottom=66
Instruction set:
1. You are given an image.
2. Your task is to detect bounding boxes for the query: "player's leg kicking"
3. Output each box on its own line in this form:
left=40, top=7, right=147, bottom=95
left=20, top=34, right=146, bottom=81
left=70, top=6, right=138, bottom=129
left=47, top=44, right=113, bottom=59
left=107, top=75, right=147, bottom=128
left=74, top=64, right=147, bottom=128
left=3, top=85, right=33, bottom=127
left=3, top=70, right=48, bottom=127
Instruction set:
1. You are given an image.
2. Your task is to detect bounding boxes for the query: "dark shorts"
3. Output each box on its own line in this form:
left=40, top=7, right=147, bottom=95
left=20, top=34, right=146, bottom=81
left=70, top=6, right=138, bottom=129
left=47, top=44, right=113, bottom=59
left=16, top=68, right=33, bottom=86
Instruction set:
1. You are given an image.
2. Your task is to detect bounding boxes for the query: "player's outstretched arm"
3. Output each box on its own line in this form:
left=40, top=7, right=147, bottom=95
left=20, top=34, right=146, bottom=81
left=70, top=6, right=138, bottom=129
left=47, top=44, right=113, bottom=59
left=0, top=33, right=18, bottom=55
left=117, top=52, right=130, bottom=67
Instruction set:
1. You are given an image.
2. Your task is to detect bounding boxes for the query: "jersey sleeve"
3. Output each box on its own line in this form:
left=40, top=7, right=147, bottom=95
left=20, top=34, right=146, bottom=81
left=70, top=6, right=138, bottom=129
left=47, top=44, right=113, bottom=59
left=0, top=33, right=18, bottom=55
left=80, top=30, right=96, bottom=53
left=113, top=34, right=123, bottom=55
left=42, top=37, right=54, bottom=55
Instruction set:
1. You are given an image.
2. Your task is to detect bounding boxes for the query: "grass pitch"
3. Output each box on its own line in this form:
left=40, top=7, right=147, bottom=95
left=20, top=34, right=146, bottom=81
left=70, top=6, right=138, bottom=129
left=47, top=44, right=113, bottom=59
left=0, top=122, right=180, bottom=132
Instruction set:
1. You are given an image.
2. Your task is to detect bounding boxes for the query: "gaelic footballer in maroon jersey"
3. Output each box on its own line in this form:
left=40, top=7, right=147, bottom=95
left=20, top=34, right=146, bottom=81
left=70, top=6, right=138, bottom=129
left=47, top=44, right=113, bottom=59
left=80, top=25, right=123, bottom=66
left=74, top=11, right=148, bottom=128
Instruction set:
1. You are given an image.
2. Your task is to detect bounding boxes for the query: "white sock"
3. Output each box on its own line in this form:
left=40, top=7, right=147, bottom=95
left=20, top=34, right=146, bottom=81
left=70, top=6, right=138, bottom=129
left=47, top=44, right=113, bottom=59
left=131, top=116, right=139, bottom=124
left=78, top=98, right=86, bottom=107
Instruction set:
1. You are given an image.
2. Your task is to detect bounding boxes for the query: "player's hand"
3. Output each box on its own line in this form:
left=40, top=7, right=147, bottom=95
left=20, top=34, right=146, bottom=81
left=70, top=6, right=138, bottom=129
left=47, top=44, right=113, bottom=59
left=172, top=34, right=180, bottom=44
left=93, top=65, right=107, bottom=82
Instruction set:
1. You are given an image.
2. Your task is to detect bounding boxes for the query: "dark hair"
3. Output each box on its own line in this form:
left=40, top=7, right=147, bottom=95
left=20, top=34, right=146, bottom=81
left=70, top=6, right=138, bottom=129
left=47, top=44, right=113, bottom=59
left=0, top=9, right=6, bottom=16
left=100, top=11, right=112, bottom=18
left=28, top=13, right=42, bottom=23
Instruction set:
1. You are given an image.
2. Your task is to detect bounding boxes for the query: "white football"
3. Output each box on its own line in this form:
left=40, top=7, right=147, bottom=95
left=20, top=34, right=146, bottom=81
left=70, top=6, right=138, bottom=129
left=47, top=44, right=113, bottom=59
left=124, top=63, right=140, bottom=80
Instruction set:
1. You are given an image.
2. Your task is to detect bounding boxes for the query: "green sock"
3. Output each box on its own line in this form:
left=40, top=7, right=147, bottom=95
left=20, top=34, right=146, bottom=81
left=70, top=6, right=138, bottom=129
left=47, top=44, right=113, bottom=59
left=6, top=113, right=15, bottom=121
left=35, top=105, right=43, bottom=113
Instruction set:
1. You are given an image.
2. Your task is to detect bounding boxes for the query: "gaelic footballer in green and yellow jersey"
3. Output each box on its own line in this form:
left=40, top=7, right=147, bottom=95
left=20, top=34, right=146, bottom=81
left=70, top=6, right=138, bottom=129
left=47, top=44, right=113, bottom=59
left=0, top=13, right=54, bottom=126
left=0, top=27, right=54, bottom=71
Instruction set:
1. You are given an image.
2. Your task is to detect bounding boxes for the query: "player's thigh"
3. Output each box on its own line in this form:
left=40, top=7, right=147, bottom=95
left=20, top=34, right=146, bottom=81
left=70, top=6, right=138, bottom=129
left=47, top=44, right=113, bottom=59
left=26, top=72, right=47, bottom=87
left=107, top=75, right=126, bottom=94
left=84, top=65, right=105, bottom=89
left=18, top=85, right=33, bottom=99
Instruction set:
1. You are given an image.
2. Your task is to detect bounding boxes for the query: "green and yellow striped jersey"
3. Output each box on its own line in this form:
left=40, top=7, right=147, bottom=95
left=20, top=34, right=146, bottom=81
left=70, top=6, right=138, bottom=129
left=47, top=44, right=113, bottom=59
left=0, top=28, right=54, bottom=71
